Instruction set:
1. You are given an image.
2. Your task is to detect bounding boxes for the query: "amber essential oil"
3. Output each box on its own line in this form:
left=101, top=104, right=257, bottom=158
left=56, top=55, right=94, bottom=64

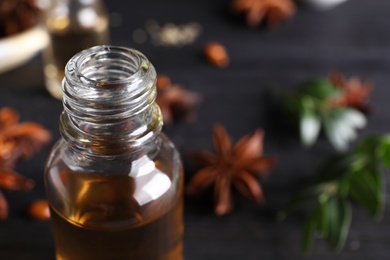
left=49, top=164, right=183, bottom=260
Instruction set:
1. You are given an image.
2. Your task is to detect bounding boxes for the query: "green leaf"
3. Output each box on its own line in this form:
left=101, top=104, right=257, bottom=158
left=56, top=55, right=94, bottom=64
left=378, top=135, right=390, bottom=169
left=325, top=197, right=351, bottom=251
left=338, top=178, right=350, bottom=198
left=371, top=168, right=385, bottom=220
left=317, top=155, right=353, bottom=182
left=278, top=184, right=325, bottom=219
left=327, top=197, right=351, bottom=251
left=357, top=135, right=382, bottom=156
left=286, top=94, right=302, bottom=117
left=299, top=79, right=341, bottom=100
left=302, top=212, right=317, bottom=254
left=300, top=96, right=317, bottom=113
left=338, top=199, right=352, bottom=251
left=318, top=194, right=330, bottom=237
left=349, top=169, right=382, bottom=219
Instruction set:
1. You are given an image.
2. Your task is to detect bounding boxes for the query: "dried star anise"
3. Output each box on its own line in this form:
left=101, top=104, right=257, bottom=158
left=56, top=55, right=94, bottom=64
left=156, top=74, right=202, bottom=124
left=204, top=42, right=230, bottom=68
left=328, top=72, right=373, bottom=114
left=186, top=124, right=276, bottom=216
left=0, top=107, right=51, bottom=219
left=28, top=199, right=50, bottom=221
left=232, top=0, right=296, bottom=28
left=0, top=0, right=40, bottom=38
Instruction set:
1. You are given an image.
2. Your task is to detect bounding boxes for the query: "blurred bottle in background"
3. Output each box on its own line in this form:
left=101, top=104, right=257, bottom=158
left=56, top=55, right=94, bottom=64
left=40, top=0, right=109, bottom=99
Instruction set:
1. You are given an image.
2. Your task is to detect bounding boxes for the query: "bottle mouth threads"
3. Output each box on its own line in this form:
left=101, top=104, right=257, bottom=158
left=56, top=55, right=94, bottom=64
left=63, top=45, right=158, bottom=117
left=64, top=45, right=155, bottom=100
left=60, top=45, right=162, bottom=156
left=74, top=45, right=143, bottom=83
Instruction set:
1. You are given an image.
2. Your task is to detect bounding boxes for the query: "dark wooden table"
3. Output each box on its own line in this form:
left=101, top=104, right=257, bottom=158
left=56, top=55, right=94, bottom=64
left=1, top=0, right=390, bottom=259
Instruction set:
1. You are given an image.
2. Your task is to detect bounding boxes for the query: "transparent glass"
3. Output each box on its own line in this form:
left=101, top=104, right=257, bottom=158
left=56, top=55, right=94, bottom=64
left=45, top=46, right=184, bottom=260
left=42, top=0, right=109, bottom=99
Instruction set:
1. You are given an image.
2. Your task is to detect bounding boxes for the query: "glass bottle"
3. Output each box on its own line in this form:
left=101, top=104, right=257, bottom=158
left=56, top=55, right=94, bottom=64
left=44, top=45, right=184, bottom=260
left=41, top=0, right=109, bottom=99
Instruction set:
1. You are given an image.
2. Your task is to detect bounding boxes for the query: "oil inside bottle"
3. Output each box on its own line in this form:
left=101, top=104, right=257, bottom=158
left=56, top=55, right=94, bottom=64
left=48, top=162, right=183, bottom=260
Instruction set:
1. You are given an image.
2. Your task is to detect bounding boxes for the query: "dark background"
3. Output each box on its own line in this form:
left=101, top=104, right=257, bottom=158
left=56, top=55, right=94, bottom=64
left=1, top=0, right=390, bottom=259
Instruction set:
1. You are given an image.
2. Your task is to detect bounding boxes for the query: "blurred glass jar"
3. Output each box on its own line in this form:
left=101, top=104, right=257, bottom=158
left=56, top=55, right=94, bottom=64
left=40, top=0, right=109, bottom=99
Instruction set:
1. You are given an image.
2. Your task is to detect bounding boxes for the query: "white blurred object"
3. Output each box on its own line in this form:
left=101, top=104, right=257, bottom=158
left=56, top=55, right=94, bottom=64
left=0, top=26, right=48, bottom=73
left=301, top=0, right=349, bottom=10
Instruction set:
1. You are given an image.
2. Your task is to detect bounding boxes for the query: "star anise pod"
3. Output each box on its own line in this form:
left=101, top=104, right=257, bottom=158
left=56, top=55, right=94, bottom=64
left=0, top=0, right=40, bottom=37
left=0, top=107, right=51, bottom=219
left=186, top=124, right=276, bottom=216
left=328, top=72, right=373, bottom=114
left=156, top=74, right=202, bottom=124
left=232, top=0, right=296, bottom=28
left=204, top=42, right=230, bottom=68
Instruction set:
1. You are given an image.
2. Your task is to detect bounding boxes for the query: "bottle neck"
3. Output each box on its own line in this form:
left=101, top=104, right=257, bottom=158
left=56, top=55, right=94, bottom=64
left=60, top=45, right=163, bottom=157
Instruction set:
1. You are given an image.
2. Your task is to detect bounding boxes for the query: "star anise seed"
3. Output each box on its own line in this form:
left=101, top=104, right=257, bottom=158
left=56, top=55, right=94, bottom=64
left=0, top=169, right=34, bottom=191
left=0, top=192, right=8, bottom=219
left=186, top=124, right=276, bottom=216
left=28, top=199, right=50, bottom=221
left=204, top=42, right=230, bottom=68
left=156, top=74, right=202, bottom=124
left=0, top=0, right=40, bottom=37
left=328, top=72, right=373, bottom=114
left=0, top=107, right=51, bottom=219
left=232, top=0, right=296, bottom=28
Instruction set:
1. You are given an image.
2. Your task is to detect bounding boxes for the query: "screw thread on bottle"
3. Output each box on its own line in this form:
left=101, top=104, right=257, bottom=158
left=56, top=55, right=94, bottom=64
left=59, top=45, right=163, bottom=156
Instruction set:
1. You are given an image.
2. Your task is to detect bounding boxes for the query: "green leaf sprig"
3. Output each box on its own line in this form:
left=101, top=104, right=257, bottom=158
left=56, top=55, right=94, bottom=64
left=287, top=79, right=367, bottom=151
left=278, top=135, right=390, bottom=253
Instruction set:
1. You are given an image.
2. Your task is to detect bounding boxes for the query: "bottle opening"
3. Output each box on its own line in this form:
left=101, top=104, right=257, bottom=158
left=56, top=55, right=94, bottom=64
left=75, top=46, right=141, bottom=83
left=64, top=45, right=155, bottom=102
